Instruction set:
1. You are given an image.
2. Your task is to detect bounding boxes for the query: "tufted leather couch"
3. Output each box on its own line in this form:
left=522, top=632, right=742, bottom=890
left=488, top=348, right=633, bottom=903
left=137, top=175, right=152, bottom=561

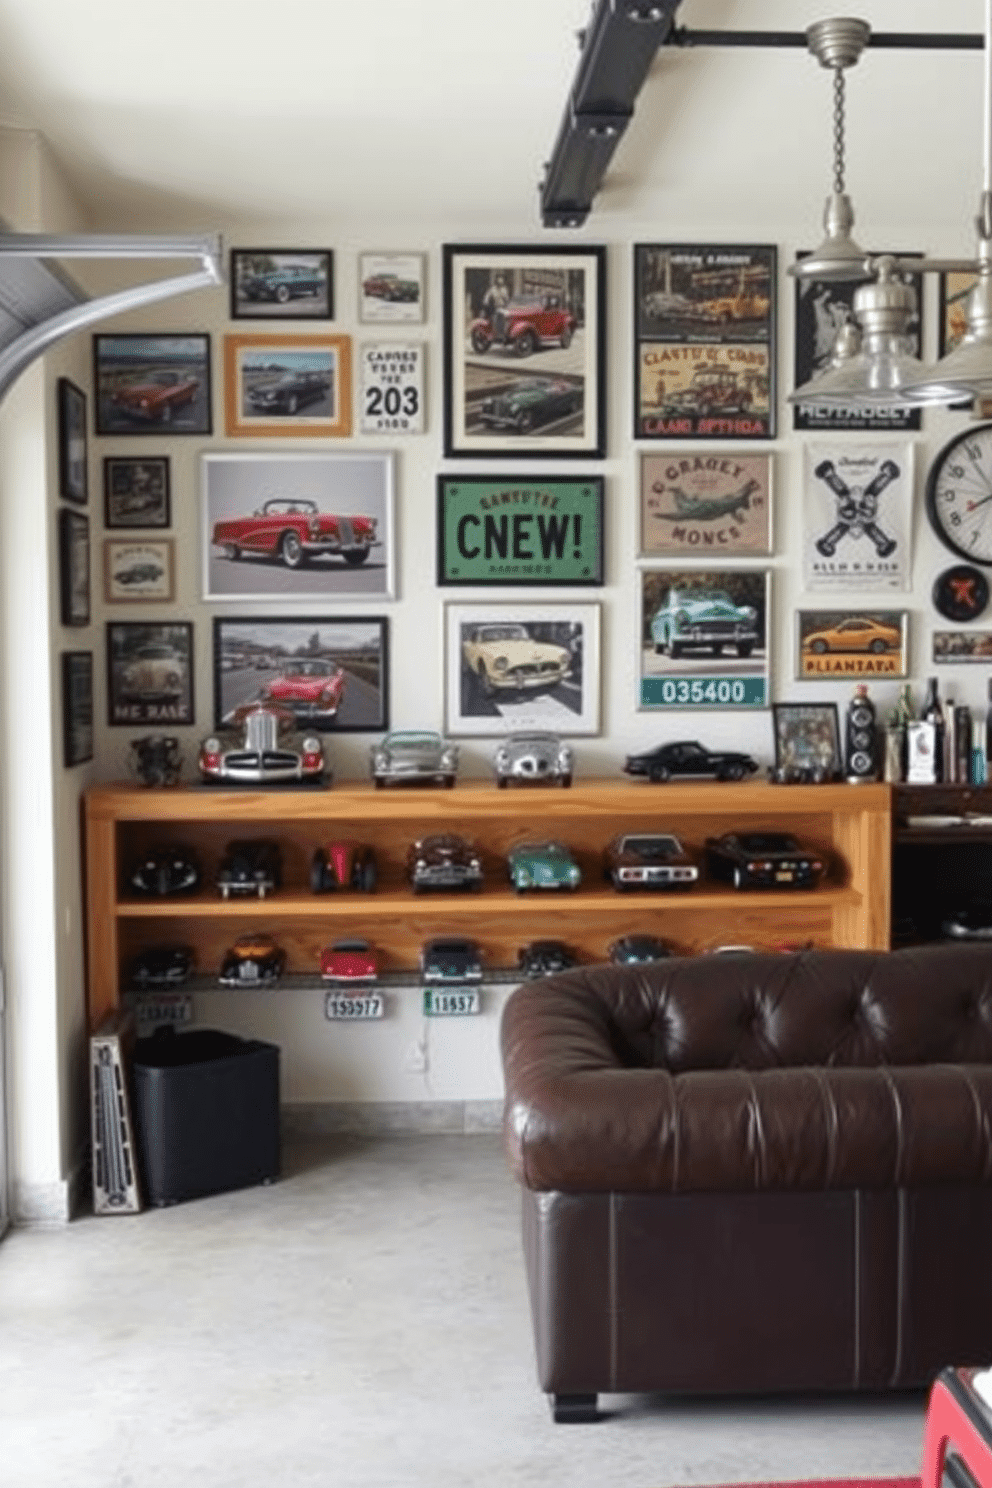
left=501, top=944, right=992, bottom=1421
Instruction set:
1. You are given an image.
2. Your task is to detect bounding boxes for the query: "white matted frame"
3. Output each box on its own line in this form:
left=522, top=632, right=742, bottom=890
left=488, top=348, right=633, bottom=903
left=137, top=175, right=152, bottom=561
left=638, top=567, right=771, bottom=710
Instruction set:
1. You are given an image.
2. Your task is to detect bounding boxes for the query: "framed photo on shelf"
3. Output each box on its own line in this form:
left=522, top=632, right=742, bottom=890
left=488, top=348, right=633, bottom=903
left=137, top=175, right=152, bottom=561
left=93, top=334, right=211, bottom=436
left=229, top=249, right=333, bottom=320
left=436, top=474, right=604, bottom=586
left=639, top=450, right=772, bottom=557
left=201, top=451, right=395, bottom=601
left=359, top=252, right=426, bottom=323
left=61, top=650, right=93, bottom=767
left=103, top=456, right=170, bottom=529
left=212, top=615, right=388, bottom=733
left=223, top=332, right=351, bottom=437
left=106, top=621, right=194, bottom=726
left=772, top=702, right=842, bottom=780
left=57, top=377, right=88, bottom=503
left=444, top=600, right=600, bottom=736
left=442, top=242, right=606, bottom=459
left=359, top=342, right=425, bottom=434
left=104, top=538, right=174, bottom=604
left=795, top=608, right=909, bottom=679
left=58, top=508, right=90, bottom=627
left=638, top=567, right=771, bottom=710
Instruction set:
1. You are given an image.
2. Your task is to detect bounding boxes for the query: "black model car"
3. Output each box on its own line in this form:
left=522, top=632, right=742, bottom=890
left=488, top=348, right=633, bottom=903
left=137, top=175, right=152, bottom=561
left=216, top=839, right=282, bottom=900
left=310, top=841, right=378, bottom=893
left=517, top=940, right=578, bottom=979
left=604, top=833, right=699, bottom=891
left=218, top=933, right=286, bottom=986
left=128, top=944, right=194, bottom=989
left=420, top=936, right=483, bottom=983
left=245, top=369, right=329, bottom=415
left=406, top=834, right=483, bottom=893
left=129, top=846, right=200, bottom=897
left=705, top=832, right=826, bottom=891
left=942, top=905, right=992, bottom=940
left=607, top=934, right=671, bottom=965
left=623, top=739, right=759, bottom=784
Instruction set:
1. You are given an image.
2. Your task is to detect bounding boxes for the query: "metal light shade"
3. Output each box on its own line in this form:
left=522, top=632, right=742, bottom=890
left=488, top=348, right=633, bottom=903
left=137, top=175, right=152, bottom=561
left=797, top=191, right=871, bottom=283
left=899, top=246, right=992, bottom=404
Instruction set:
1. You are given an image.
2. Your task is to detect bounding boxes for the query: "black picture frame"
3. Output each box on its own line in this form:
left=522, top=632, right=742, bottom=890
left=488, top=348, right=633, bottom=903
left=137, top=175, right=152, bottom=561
left=57, top=377, right=88, bottom=503
left=61, top=651, right=93, bottom=767
left=230, top=249, right=333, bottom=321
left=436, top=474, right=604, bottom=586
left=58, top=508, right=90, bottom=627
left=93, top=334, right=212, bottom=436
left=772, top=701, right=842, bottom=781
left=103, top=456, right=171, bottom=529
left=106, top=621, right=194, bottom=727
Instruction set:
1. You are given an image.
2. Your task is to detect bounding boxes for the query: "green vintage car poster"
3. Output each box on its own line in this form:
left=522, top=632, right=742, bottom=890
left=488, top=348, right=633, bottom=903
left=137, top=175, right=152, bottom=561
left=437, top=476, right=604, bottom=585
left=639, top=567, right=771, bottom=710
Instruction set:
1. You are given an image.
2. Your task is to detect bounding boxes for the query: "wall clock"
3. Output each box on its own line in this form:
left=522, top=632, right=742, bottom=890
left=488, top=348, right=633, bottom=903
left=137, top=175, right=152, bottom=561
left=925, top=423, right=992, bottom=565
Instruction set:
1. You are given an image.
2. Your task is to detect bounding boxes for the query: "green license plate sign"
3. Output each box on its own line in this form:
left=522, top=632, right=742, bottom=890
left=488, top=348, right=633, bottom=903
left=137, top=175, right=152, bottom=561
left=439, top=478, right=603, bottom=585
left=641, top=675, right=768, bottom=709
left=423, top=987, right=481, bottom=1016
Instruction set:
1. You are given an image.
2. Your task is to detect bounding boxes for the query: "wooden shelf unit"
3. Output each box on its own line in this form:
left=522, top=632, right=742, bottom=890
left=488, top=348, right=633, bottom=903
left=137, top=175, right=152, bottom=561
left=84, top=778, right=893, bottom=1028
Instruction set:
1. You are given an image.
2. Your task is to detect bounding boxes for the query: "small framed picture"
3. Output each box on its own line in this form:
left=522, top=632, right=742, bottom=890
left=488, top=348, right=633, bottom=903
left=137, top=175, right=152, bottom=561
left=359, top=342, right=425, bottom=434
left=639, top=451, right=772, bottom=557
left=59, top=508, right=90, bottom=627
left=638, top=567, right=771, bottom=710
left=772, top=702, right=842, bottom=782
left=444, top=600, right=600, bottom=736
left=104, top=538, right=174, bottom=603
left=106, top=621, right=194, bottom=726
left=94, top=334, right=211, bottom=436
left=61, top=651, right=93, bottom=767
left=437, top=475, right=604, bottom=586
left=796, top=608, right=909, bottom=679
left=230, top=249, right=333, bottom=320
left=933, top=630, right=992, bottom=663
left=103, top=456, right=171, bottom=529
left=57, top=377, right=88, bottom=504
left=359, top=252, right=426, bottom=323
left=939, top=270, right=976, bottom=357
left=223, top=332, right=351, bottom=437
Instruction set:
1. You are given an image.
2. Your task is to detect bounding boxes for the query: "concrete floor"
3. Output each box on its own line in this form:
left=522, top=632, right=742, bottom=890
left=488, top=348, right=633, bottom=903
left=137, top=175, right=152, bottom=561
left=0, top=1134, right=926, bottom=1488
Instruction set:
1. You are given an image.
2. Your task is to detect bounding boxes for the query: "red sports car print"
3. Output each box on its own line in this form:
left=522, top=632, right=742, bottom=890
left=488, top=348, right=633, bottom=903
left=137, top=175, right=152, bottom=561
left=260, top=659, right=345, bottom=724
left=212, top=498, right=377, bottom=570
left=111, top=370, right=200, bottom=423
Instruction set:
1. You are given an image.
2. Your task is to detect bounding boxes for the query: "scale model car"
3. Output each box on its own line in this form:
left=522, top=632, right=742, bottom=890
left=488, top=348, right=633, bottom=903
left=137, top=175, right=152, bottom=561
left=622, top=739, right=758, bottom=784
left=493, top=732, right=573, bottom=788
left=110, top=370, right=200, bottom=423
left=310, top=841, right=378, bottom=893
left=199, top=702, right=327, bottom=787
left=517, top=940, right=578, bottom=979
left=129, top=846, right=200, bottom=897
left=941, top=906, right=992, bottom=940
left=608, top=934, right=671, bottom=966
left=420, top=936, right=483, bottom=983
left=469, top=296, right=575, bottom=357
left=216, top=839, right=282, bottom=899
left=370, top=730, right=459, bottom=788
left=211, top=497, right=377, bottom=570
left=128, top=944, right=194, bottom=989
left=260, top=658, right=346, bottom=726
left=477, top=376, right=584, bottom=434
left=320, top=938, right=378, bottom=983
left=705, top=832, right=826, bottom=891
left=407, top=834, right=483, bottom=892
left=245, top=369, right=329, bottom=416
left=239, top=263, right=325, bottom=303
left=605, top=833, right=699, bottom=891
left=507, top=840, right=581, bottom=893
left=462, top=622, right=571, bottom=697
left=218, top=933, right=285, bottom=987
left=650, top=586, right=759, bottom=659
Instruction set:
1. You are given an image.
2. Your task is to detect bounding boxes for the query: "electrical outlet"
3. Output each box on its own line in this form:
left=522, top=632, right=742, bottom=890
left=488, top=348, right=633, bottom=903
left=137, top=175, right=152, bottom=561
left=404, top=1038, right=428, bottom=1074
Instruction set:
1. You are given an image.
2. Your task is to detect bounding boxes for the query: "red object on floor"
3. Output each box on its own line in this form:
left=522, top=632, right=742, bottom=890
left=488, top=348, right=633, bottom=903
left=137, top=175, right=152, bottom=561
left=922, top=1367, right=992, bottom=1488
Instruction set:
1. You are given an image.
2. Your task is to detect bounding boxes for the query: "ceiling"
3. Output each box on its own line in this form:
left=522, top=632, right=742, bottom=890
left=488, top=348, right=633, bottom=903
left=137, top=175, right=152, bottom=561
left=0, top=0, right=985, bottom=237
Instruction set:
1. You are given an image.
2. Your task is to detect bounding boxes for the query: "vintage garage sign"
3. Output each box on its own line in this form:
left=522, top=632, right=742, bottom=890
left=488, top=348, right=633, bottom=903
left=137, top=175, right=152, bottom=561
left=437, top=475, right=604, bottom=585
left=359, top=342, right=424, bottom=434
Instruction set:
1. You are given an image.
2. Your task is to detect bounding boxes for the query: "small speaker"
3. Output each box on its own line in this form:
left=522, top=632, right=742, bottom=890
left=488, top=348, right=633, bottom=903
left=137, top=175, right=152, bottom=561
left=845, top=685, right=880, bottom=782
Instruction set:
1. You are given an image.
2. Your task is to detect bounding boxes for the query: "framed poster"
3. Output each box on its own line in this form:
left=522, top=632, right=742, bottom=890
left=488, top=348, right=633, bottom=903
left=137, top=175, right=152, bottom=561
left=933, top=630, right=992, bottom=663
left=57, top=377, right=87, bottom=504
left=442, top=243, right=606, bottom=459
left=103, top=456, right=170, bottom=529
left=772, top=702, right=842, bottom=781
left=796, top=608, right=909, bottom=680
left=229, top=249, right=332, bottom=320
left=639, top=451, right=772, bottom=558
left=638, top=567, right=771, bottom=710
left=803, top=441, right=912, bottom=591
left=633, top=243, right=775, bottom=440
left=104, top=539, right=174, bottom=603
left=58, top=508, right=90, bottom=627
left=61, top=650, right=93, bottom=767
left=223, top=332, right=351, bottom=437
left=359, top=343, right=425, bottom=434
left=444, top=601, right=600, bottom=736
left=939, top=270, right=977, bottom=357
left=359, top=252, right=426, bottom=324
left=201, top=451, right=394, bottom=601
left=212, top=616, right=388, bottom=733
left=437, top=475, right=603, bottom=586
left=94, top=334, right=211, bottom=436
left=106, top=621, right=194, bottom=726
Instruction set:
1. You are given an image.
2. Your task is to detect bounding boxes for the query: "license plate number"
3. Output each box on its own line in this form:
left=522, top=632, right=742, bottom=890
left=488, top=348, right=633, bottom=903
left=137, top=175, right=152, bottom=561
left=325, top=992, right=384, bottom=1021
left=423, top=987, right=481, bottom=1017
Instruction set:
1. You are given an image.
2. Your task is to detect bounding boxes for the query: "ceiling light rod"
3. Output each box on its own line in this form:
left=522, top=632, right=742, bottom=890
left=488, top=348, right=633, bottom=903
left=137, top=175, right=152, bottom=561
left=670, top=28, right=982, bottom=50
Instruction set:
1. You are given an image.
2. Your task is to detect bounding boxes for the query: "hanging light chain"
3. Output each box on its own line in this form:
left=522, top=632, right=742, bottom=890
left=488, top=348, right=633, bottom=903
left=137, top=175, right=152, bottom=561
left=832, top=66, right=846, bottom=196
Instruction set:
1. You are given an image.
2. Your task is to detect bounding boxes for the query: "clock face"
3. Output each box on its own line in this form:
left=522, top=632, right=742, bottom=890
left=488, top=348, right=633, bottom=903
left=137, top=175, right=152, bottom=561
left=925, top=423, right=992, bottom=565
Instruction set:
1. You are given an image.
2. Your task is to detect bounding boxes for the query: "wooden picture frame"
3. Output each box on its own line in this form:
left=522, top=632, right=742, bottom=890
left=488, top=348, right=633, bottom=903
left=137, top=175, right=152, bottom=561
left=223, top=332, right=352, bottom=437
left=104, top=538, right=175, bottom=604
left=57, top=377, right=88, bottom=504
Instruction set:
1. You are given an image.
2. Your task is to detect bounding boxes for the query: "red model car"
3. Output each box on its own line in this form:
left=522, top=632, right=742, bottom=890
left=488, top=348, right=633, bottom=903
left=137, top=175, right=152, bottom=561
left=260, top=658, right=345, bottom=726
left=310, top=841, right=378, bottom=893
left=110, top=370, right=200, bottom=423
left=212, top=498, right=377, bottom=571
left=320, top=938, right=378, bottom=983
left=469, top=296, right=576, bottom=358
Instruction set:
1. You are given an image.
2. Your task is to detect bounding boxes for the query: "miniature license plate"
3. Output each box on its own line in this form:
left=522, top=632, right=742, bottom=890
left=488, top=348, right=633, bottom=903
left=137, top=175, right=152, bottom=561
left=324, top=991, right=384, bottom=1021
left=133, top=992, right=193, bottom=1029
left=423, top=986, right=481, bottom=1017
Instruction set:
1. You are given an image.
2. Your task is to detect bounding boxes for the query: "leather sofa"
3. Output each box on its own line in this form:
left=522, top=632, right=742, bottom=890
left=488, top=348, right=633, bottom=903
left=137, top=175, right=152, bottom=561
left=500, top=944, right=992, bottom=1421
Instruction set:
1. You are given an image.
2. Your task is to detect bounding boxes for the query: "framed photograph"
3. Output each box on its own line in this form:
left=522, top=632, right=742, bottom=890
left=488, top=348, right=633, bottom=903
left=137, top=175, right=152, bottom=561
left=802, top=441, right=913, bottom=592
left=359, top=342, right=425, bottom=434
left=933, top=630, right=992, bottom=663
left=230, top=249, right=333, bottom=320
left=772, top=702, right=842, bottom=780
left=224, top=332, right=351, bottom=437
left=359, top=252, right=426, bottom=324
left=939, top=270, right=977, bottom=357
left=638, top=567, right=771, bottom=710
left=58, top=508, right=90, bottom=627
left=212, top=616, right=388, bottom=733
left=633, top=244, right=776, bottom=440
left=442, top=243, right=606, bottom=459
left=639, top=451, right=772, bottom=558
left=201, top=451, right=394, bottom=601
left=103, top=456, right=170, bottom=529
left=57, top=377, right=87, bottom=503
left=94, top=334, right=211, bottom=436
left=106, top=621, right=194, bottom=726
left=61, top=651, right=93, bottom=767
left=444, top=601, right=600, bottom=736
left=437, top=475, right=604, bottom=586
left=796, top=608, right=909, bottom=680
left=104, top=538, right=174, bottom=603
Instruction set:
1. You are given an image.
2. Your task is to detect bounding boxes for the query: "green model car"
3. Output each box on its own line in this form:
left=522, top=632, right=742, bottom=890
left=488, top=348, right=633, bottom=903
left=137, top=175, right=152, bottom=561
left=507, top=840, right=581, bottom=893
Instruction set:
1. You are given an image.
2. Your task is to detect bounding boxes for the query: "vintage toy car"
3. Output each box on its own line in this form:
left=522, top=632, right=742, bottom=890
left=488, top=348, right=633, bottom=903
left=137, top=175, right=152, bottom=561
left=362, top=272, right=419, bottom=302
left=650, top=587, right=759, bottom=659
left=212, top=497, right=377, bottom=570
left=941, top=905, right=992, bottom=940
left=420, top=936, right=483, bottom=983
left=129, top=846, right=200, bottom=897
left=239, top=263, right=325, bottom=303
left=604, top=833, right=699, bottom=890
left=110, top=370, right=200, bottom=423
left=493, top=732, right=573, bottom=788
left=406, top=834, right=483, bottom=893
left=218, top=933, right=285, bottom=987
left=622, top=739, right=759, bottom=784
left=462, top=622, right=571, bottom=698
left=260, top=658, right=345, bottom=726
left=216, top=839, right=281, bottom=900
left=517, top=940, right=578, bottom=979
left=469, top=296, right=575, bottom=357
left=370, top=730, right=458, bottom=788
left=705, top=832, right=826, bottom=891
left=310, top=841, right=378, bottom=893
left=199, top=702, right=327, bottom=787
left=245, top=369, right=330, bottom=415
left=128, top=944, right=194, bottom=989
left=477, top=376, right=583, bottom=434
left=507, top=840, right=581, bottom=893
left=608, top=934, right=671, bottom=965
left=118, top=642, right=185, bottom=701
left=803, top=616, right=903, bottom=655
left=320, top=938, right=378, bottom=983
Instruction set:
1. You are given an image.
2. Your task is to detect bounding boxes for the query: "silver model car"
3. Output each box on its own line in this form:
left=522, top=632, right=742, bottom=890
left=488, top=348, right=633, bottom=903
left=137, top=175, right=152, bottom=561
left=493, top=732, right=573, bottom=788
left=370, top=730, right=459, bottom=788
left=199, top=702, right=327, bottom=786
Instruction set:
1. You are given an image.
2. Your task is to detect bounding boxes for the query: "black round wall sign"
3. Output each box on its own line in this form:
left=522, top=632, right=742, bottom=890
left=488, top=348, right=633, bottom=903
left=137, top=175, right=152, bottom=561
left=932, top=563, right=990, bottom=622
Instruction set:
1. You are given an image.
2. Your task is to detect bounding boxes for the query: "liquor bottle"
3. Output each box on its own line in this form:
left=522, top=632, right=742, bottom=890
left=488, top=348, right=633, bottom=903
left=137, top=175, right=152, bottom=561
left=893, top=683, right=914, bottom=782
left=921, top=677, right=945, bottom=783
left=986, top=678, right=992, bottom=774
left=844, top=684, right=879, bottom=782
left=973, top=716, right=988, bottom=786
left=956, top=705, right=972, bottom=785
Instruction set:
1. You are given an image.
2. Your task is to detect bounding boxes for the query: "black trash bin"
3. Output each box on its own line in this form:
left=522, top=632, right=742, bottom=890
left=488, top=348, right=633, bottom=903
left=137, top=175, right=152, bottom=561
left=132, top=1027, right=280, bottom=1206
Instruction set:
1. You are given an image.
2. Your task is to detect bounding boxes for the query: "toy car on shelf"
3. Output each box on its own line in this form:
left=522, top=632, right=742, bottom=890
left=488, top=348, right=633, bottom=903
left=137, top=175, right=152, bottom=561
left=705, top=832, right=826, bottom=891
left=370, top=730, right=458, bottom=788
left=492, top=732, right=573, bottom=788
left=406, top=834, right=483, bottom=893
left=608, top=934, right=671, bottom=965
left=941, top=905, right=992, bottom=940
left=310, top=841, right=378, bottom=894
left=128, top=944, right=194, bottom=989
left=604, top=833, right=699, bottom=891
left=216, top=839, right=281, bottom=900
left=217, top=933, right=285, bottom=987
left=622, top=739, right=759, bottom=784
left=129, top=846, right=200, bottom=897
left=420, top=936, right=483, bottom=983
left=517, top=940, right=578, bottom=979
left=507, top=840, right=581, bottom=893
left=320, top=939, right=378, bottom=983
left=199, top=701, right=327, bottom=787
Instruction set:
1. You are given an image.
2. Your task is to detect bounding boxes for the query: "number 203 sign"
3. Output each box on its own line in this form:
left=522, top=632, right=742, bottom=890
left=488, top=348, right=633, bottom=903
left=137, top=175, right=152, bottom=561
left=360, top=343, right=425, bottom=435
